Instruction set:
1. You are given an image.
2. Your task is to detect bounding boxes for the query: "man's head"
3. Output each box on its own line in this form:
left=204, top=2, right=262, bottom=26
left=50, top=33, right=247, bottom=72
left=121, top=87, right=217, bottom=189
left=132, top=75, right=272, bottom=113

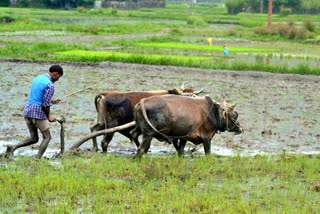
left=49, top=65, right=63, bottom=82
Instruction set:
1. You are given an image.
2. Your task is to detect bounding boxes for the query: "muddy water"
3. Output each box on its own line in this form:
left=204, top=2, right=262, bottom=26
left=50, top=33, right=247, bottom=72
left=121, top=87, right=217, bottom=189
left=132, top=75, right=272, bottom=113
left=0, top=60, right=319, bottom=158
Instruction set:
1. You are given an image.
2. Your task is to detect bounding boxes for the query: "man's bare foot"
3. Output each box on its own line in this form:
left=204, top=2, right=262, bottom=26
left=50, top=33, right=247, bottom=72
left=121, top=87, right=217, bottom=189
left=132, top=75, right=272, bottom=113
left=5, top=145, right=14, bottom=160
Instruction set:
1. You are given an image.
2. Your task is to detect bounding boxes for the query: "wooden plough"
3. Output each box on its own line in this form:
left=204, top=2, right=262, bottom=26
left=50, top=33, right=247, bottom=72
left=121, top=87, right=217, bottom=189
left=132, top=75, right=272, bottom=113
left=69, top=121, right=136, bottom=150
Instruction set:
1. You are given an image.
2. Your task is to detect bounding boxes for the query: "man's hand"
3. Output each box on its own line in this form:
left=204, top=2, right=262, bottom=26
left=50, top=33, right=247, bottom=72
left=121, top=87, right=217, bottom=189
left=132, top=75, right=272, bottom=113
left=51, top=98, right=61, bottom=105
left=48, top=115, right=57, bottom=122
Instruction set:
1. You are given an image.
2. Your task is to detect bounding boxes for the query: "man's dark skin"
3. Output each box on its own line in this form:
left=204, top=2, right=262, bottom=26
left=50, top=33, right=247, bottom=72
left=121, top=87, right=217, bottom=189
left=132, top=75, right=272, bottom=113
left=6, top=69, right=63, bottom=159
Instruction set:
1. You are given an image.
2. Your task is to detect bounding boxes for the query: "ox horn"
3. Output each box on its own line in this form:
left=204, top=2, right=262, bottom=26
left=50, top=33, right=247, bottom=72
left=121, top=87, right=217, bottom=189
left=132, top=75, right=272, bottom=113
left=223, top=101, right=229, bottom=113
left=193, top=88, right=204, bottom=95
left=181, top=82, right=186, bottom=91
left=223, top=111, right=227, bottom=119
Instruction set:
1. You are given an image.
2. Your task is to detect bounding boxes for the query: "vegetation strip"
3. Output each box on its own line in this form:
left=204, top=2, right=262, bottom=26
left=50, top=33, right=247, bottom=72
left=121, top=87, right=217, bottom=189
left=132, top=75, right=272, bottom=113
left=55, top=50, right=211, bottom=66
left=1, top=154, right=320, bottom=213
left=135, top=42, right=280, bottom=53
left=54, top=50, right=320, bottom=75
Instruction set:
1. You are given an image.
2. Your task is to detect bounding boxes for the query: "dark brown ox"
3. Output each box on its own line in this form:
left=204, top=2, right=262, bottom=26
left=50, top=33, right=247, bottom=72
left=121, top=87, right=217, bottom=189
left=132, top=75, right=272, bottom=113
left=130, top=95, right=243, bottom=158
left=90, top=87, right=202, bottom=152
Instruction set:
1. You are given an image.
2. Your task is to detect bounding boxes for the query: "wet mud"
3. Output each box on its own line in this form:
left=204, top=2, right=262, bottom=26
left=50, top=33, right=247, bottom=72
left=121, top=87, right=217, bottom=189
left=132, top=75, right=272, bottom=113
left=0, top=60, right=319, bottom=158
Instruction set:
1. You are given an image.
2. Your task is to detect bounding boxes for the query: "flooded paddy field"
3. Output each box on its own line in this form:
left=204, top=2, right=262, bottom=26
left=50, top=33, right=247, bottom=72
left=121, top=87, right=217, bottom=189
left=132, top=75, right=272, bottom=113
left=0, top=60, right=319, bottom=158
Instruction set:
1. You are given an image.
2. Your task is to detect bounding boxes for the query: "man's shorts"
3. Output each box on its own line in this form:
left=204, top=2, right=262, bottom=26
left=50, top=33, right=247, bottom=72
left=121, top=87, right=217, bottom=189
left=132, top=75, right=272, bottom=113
left=25, top=117, right=49, bottom=132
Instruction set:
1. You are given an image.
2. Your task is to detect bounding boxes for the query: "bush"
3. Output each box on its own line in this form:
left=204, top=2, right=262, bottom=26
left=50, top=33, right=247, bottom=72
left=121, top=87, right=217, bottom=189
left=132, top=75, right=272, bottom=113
left=254, top=23, right=312, bottom=40
left=1, top=16, right=15, bottom=23
left=253, top=26, right=269, bottom=36
left=227, top=29, right=237, bottom=36
left=186, top=16, right=208, bottom=27
left=86, top=25, right=100, bottom=35
left=88, top=8, right=104, bottom=15
left=170, top=28, right=183, bottom=35
left=239, top=18, right=261, bottom=27
left=224, top=0, right=246, bottom=14
left=280, top=7, right=292, bottom=16
left=76, top=6, right=88, bottom=13
left=303, top=19, right=316, bottom=32
left=111, top=7, right=118, bottom=15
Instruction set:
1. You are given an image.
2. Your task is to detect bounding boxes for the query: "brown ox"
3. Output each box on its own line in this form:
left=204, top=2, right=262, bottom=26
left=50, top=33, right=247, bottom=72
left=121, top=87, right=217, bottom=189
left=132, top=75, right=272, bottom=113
left=130, top=95, right=243, bottom=158
left=90, top=87, right=202, bottom=152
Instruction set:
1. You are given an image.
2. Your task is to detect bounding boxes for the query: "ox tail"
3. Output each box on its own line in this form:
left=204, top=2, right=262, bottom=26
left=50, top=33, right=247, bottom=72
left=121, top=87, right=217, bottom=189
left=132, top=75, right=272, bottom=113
left=94, top=94, right=107, bottom=126
left=139, top=99, right=173, bottom=143
left=94, top=94, right=105, bottom=112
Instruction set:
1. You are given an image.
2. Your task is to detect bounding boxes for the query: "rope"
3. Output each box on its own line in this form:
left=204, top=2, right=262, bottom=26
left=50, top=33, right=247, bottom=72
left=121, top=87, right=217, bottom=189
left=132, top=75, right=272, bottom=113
left=60, top=79, right=107, bottom=99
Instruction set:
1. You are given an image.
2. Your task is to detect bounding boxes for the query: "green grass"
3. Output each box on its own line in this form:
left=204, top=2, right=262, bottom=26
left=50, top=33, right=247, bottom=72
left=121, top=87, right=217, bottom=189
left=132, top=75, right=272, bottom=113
left=53, top=50, right=320, bottom=75
left=1, top=154, right=320, bottom=213
left=135, top=42, right=280, bottom=53
left=0, top=5, right=319, bottom=213
left=54, top=50, right=212, bottom=67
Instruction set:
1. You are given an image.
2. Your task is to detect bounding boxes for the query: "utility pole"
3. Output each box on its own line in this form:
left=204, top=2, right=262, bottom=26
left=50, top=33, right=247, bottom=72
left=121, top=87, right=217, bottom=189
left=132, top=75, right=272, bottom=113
left=268, top=0, right=272, bottom=32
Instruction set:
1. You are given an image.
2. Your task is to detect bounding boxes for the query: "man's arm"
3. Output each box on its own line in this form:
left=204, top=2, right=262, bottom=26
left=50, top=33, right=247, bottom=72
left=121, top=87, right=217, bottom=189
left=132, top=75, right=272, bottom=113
left=51, top=98, right=61, bottom=104
left=43, top=83, right=56, bottom=122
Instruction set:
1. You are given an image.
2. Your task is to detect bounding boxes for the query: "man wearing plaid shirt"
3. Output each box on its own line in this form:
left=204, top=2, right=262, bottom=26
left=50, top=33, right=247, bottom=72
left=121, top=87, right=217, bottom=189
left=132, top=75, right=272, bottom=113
left=6, top=65, right=64, bottom=159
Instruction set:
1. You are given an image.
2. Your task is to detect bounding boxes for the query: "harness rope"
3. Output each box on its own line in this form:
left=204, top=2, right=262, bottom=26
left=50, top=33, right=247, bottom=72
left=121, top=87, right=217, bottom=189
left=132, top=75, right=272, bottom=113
left=60, top=79, right=107, bottom=99
left=222, top=103, right=242, bottom=132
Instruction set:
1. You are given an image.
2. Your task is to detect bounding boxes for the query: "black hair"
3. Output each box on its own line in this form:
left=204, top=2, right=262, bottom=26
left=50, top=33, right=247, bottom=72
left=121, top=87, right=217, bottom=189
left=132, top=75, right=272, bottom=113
left=49, top=65, right=64, bottom=76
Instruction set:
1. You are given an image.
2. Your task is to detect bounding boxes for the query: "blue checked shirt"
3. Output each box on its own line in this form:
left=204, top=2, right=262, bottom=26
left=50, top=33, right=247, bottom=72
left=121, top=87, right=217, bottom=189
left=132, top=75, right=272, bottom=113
left=24, top=75, right=55, bottom=120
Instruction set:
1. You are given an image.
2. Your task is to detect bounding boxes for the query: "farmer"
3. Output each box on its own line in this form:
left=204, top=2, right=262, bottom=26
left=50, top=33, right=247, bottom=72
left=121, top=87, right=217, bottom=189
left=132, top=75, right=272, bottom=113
left=5, top=65, right=64, bottom=159
left=223, top=45, right=229, bottom=56
left=207, top=37, right=213, bottom=46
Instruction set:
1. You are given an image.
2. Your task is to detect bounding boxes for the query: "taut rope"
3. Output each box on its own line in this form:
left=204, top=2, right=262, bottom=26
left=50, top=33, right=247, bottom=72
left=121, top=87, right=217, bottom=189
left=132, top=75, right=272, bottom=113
left=60, top=79, right=107, bottom=99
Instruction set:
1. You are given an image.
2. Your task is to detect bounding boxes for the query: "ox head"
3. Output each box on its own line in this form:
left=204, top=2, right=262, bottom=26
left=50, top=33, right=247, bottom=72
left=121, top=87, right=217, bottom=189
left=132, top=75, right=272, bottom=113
left=180, top=82, right=204, bottom=96
left=221, top=101, right=243, bottom=135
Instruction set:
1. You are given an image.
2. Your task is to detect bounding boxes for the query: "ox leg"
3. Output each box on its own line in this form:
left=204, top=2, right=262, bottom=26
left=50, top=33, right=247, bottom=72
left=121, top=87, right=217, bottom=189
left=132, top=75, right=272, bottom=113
left=90, top=123, right=105, bottom=152
left=172, top=139, right=180, bottom=152
left=101, top=133, right=114, bottom=153
left=203, top=139, right=211, bottom=155
left=177, top=139, right=187, bottom=156
left=130, top=127, right=141, bottom=148
left=135, top=134, right=153, bottom=158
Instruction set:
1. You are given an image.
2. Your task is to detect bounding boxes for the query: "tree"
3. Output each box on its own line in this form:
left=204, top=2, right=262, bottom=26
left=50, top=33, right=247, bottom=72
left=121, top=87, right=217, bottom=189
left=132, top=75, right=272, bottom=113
left=268, top=0, right=272, bottom=32
left=0, top=0, right=10, bottom=7
left=301, top=0, right=320, bottom=14
left=224, top=0, right=246, bottom=14
left=246, top=0, right=262, bottom=13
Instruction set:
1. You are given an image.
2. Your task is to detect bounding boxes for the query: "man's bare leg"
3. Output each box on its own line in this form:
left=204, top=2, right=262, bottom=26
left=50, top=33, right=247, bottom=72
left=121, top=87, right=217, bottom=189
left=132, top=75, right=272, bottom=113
left=36, top=129, right=51, bottom=159
left=6, top=120, right=39, bottom=159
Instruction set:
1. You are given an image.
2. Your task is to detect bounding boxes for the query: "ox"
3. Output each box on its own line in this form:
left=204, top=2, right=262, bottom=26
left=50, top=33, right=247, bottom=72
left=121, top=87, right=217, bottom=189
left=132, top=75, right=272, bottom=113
left=130, top=95, right=243, bottom=158
left=90, top=87, right=202, bottom=152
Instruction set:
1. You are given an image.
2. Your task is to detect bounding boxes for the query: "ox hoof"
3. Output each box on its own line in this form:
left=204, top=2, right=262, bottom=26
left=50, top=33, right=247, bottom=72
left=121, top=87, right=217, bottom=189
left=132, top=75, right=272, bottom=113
left=133, top=153, right=143, bottom=160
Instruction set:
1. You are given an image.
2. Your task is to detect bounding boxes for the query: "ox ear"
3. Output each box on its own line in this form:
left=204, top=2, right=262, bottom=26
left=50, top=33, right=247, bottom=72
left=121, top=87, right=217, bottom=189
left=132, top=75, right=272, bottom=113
left=223, top=100, right=236, bottom=110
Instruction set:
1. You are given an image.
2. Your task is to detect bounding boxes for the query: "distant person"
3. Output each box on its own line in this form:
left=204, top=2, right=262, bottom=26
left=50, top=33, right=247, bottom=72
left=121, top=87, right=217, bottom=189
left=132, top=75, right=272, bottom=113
left=207, top=37, right=213, bottom=46
left=223, top=45, right=229, bottom=56
left=6, top=65, right=64, bottom=159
